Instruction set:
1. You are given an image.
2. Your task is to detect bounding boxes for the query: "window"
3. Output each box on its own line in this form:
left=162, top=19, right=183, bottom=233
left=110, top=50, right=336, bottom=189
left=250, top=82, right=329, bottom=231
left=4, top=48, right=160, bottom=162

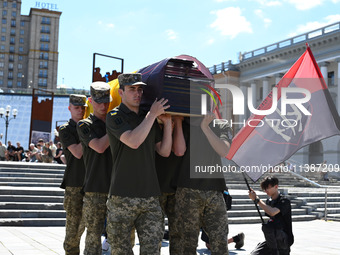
left=20, top=29, right=24, bottom=35
left=2, top=10, right=7, bottom=16
left=19, top=38, right=24, bottom=44
left=41, top=34, right=50, bottom=42
left=41, top=26, right=50, bottom=33
left=12, top=2, right=17, bottom=8
left=44, top=53, right=49, bottom=59
left=39, top=78, right=47, bottom=87
left=0, top=54, right=4, bottom=59
left=11, top=20, right=16, bottom=27
left=9, top=55, right=14, bottom=61
left=17, top=72, right=22, bottom=78
left=40, top=43, right=49, bottom=51
left=10, top=37, right=15, bottom=44
left=0, top=45, right=4, bottom=51
left=18, top=55, right=23, bottom=61
left=2, top=19, right=7, bottom=25
left=20, top=21, right=25, bottom=26
left=328, top=71, right=335, bottom=87
left=39, top=69, right=48, bottom=78
left=0, top=62, right=4, bottom=68
left=11, top=29, right=15, bottom=35
left=9, top=63, right=14, bottom=70
left=39, top=61, right=48, bottom=68
left=0, top=71, right=3, bottom=76
left=3, top=2, right=7, bottom=7
left=9, top=46, right=14, bottom=53
left=8, top=80, right=13, bottom=87
left=1, top=36, right=5, bottom=42
left=12, top=11, right=16, bottom=17
left=0, top=79, right=3, bottom=85
left=17, top=81, right=22, bottom=87
left=19, top=47, right=23, bottom=52
left=18, top=63, right=22, bottom=69
left=1, top=27, right=6, bottom=33
left=42, top=17, right=51, bottom=24
left=8, top=72, right=13, bottom=78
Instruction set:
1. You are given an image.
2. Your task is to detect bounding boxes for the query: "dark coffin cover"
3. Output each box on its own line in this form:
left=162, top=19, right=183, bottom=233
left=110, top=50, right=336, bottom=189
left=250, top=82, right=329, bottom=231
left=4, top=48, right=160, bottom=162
left=137, top=55, right=215, bottom=115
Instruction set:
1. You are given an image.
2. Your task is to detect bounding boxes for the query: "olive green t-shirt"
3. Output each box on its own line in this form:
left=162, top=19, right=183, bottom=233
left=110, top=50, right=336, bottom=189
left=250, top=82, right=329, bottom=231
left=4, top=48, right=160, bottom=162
left=106, top=103, right=162, bottom=198
left=59, top=119, right=86, bottom=189
left=77, top=114, right=112, bottom=193
left=177, top=119, right=232, bottom=191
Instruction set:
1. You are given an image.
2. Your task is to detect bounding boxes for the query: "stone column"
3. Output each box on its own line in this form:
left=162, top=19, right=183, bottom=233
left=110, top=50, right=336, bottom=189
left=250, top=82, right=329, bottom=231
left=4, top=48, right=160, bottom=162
left=275, top=73, right=283, bottom=86
left=337, top=59, right=340, bottom=113
left=240, top=83, right=248, bottom=121
left=320, top=62, right=329, bottom=87
left=251, top=81, right=257, bottom=109
left=262, top=77, right=270, bottom=99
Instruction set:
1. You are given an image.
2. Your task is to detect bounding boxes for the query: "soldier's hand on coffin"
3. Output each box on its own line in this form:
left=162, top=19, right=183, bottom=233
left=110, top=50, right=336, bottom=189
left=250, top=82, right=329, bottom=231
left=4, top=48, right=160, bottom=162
left=158, top=114, right=172, bottom=125
left=149, top=98, right=170, bottom=117
left=172, top=115, right=184, bottom=123
left=200, top=112, right=215, bottom=128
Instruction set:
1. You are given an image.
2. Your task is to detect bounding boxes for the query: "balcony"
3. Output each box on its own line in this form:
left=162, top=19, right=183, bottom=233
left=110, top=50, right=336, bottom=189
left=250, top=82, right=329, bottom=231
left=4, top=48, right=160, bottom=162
left=40, top=38, right=50, bottom=42
left=38, top=74, right=48, bottom=78
left=40, top=29, right=50, bottom=34
left=38, top=83, right=47, bottom=87
left=39, top=65, right=48, bottom=69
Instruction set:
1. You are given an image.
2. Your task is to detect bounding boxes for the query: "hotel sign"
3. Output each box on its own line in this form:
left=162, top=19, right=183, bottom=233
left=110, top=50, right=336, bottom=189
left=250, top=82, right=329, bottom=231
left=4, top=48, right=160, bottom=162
left=34, top=2, right=58, bottom=10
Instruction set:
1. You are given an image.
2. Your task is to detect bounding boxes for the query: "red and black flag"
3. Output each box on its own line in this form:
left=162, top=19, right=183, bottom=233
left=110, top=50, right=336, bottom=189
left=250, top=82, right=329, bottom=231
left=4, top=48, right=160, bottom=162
left=227, top=46, right=340, bottom=182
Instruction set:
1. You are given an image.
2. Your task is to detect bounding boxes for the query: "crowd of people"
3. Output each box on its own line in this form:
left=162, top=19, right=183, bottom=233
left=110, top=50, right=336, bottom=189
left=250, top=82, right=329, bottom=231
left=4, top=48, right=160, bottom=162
left=0, top=139, right=65, bottom=164
left=1, top=72, right=294, bottom=255
left=57, top=73, right=294, bottom=255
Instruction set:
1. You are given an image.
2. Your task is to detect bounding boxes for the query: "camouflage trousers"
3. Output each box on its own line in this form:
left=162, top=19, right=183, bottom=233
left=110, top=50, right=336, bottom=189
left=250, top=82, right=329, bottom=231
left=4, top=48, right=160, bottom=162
left=159, top=193, right=181, bottom=254
left=63, top=187, right=85, bottom=255
left=107, top=196, right=164, bottom=255
left=83, top=192, right=108, bottom=255
left=175, top=187, right=229, bottom=255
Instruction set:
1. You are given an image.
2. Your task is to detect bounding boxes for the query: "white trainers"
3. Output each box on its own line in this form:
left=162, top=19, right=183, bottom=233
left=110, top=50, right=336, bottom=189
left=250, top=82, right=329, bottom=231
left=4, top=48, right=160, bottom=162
left=102, top=238, right=110, bottom=251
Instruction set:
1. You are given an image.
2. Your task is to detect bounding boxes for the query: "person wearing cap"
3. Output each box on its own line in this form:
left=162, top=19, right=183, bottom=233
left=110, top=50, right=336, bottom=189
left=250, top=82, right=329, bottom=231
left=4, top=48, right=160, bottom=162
left=77, top=82, right=113, bottom=255
left=59, top=94, right=87, bottom=255
left=106, top=73, right=172, bottom=254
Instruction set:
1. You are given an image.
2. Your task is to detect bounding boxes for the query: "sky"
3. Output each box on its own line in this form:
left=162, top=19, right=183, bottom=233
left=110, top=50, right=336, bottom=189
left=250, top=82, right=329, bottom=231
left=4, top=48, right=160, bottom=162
left=21, top=0, right=340, bottom=90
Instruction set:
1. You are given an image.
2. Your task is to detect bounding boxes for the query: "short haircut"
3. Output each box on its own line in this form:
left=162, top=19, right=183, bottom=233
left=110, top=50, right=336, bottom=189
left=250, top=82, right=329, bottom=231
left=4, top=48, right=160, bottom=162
left=260, top=176, right=279, bottom=190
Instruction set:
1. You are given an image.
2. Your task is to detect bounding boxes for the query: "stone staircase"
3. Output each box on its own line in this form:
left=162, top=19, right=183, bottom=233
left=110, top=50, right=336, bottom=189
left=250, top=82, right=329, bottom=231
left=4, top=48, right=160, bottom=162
left=0, top=162, right=65, bottom=226
left=1, top=161, right=340, bottom=226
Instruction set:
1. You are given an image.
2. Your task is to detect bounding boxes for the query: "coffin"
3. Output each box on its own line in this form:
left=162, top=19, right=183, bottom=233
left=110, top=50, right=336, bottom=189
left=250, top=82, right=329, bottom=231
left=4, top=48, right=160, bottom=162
left=137, top=55, right=216, bottom=116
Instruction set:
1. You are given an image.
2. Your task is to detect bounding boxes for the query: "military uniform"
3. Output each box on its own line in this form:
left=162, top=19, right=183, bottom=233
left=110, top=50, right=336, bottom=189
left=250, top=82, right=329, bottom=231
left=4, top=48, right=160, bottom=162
left=106, top=73, right=164, bottom=255
left=59, top=94, right=87, bottom=255
left=155, top=151, right=182, bottom=254
left=77, top=84, right=112, bottom=255
left=175, top=119, right=232, bottom=255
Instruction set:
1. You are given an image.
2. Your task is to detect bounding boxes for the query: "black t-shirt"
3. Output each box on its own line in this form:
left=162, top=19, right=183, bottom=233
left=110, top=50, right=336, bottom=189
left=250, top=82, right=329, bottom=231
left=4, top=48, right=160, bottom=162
left=266, top=193, right=294, bottom=246
left=106, top=103, right=162, bottom=198
left=155, top=151, right=182, bottom=193
left=59, top=119, right=86, bottom=189
left=177, top=118, right=231, bottom=191
left=7, top=145, right=15, bottom=153
left=16, top=146, right=24, bottom=153
left=77, top=114, right=112, bottom=193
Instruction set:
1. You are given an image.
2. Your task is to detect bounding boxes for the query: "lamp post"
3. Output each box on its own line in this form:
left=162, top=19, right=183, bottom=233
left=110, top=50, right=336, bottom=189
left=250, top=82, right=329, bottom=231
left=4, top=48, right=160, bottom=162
left=0, top=105, right=18, bottom=144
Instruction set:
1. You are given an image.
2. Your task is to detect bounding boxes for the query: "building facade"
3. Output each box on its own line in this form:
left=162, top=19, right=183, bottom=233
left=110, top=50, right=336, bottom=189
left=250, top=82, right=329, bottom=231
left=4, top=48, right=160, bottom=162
left=0, top=0, right=61, bottom=92
left=210, top=21, right=340, bottom=166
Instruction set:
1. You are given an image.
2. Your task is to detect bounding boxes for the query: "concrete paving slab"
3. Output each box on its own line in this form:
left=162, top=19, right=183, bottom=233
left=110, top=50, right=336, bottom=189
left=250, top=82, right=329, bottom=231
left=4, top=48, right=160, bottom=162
left=0, top=220, right=339, bottom=254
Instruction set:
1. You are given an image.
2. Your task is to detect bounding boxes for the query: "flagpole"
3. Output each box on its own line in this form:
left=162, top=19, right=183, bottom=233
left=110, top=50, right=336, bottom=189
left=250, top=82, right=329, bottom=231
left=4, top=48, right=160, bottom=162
left=242, top=172, right=265, bottom=224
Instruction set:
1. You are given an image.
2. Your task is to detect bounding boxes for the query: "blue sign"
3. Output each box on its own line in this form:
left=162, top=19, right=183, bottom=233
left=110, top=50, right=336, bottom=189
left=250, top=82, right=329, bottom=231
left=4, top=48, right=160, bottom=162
left=34, top=2, right=58, bottom=11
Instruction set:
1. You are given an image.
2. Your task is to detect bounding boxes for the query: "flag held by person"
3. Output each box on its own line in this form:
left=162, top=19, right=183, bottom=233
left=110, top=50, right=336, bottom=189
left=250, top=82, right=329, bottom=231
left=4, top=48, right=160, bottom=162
left=227, top=45, right=340, bottom=182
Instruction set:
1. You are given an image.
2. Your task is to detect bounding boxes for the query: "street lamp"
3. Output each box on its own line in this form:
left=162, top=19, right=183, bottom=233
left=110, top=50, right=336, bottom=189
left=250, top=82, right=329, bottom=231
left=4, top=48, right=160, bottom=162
left=0, top=105, right=18, bottom=144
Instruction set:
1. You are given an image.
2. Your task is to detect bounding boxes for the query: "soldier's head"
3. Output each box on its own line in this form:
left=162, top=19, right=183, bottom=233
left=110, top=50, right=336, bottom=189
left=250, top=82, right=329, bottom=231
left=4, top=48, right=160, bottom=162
left=68, top=94, right=87, bottom=122
left=118, top=73, right=146, bottom=111
left=89, top=82, right=111, bottom=118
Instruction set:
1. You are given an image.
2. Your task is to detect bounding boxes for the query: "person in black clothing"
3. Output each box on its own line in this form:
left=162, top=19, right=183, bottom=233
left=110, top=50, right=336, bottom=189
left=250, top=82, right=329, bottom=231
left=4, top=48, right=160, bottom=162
left=248, top=176, right=294, bottom=255
left=5, top=141, right=16, bottom=161
left=59, top=94, right=87, bottom=255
